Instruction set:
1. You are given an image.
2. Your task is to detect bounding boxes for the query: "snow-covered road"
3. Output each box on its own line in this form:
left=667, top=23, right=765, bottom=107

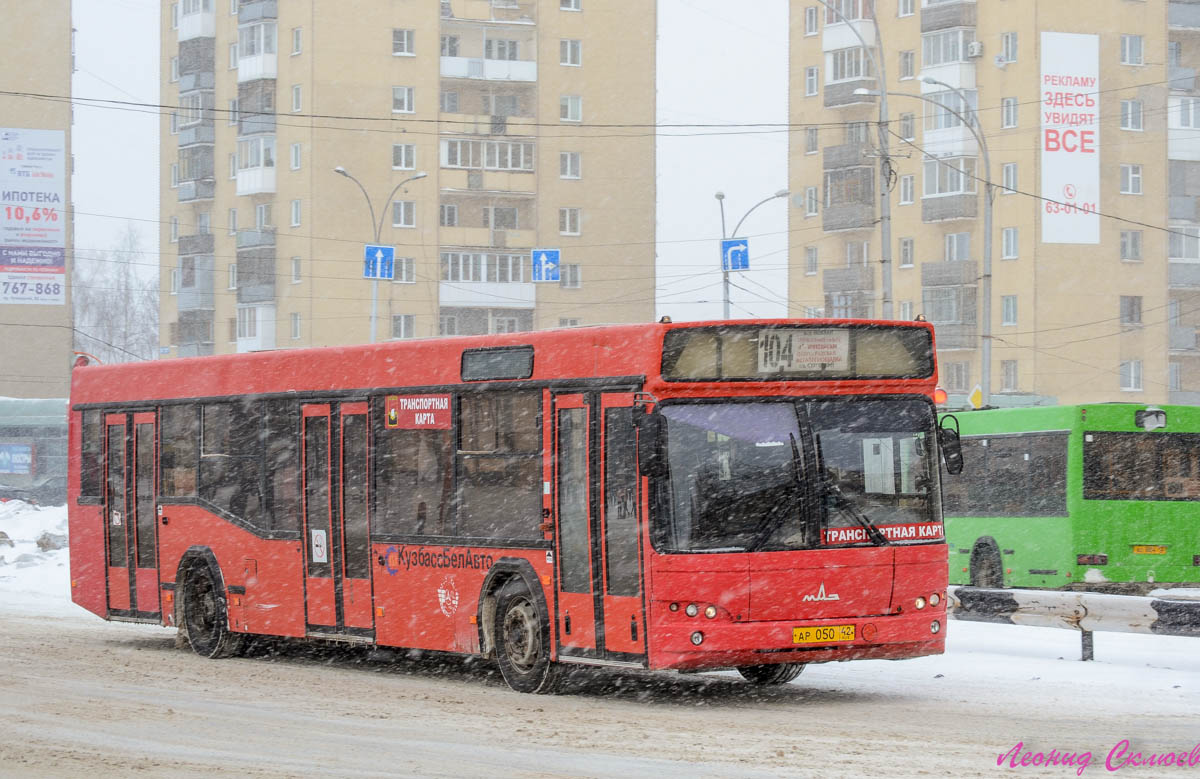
left=1, top=502, right=1197, bottom=778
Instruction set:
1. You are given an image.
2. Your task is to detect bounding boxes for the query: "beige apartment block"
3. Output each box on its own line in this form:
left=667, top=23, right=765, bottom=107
left=160, top=0, right=655, bottom=356
left=0, top=0, right=73, bottom=397
left=789, top=0, right=1200, bottom=406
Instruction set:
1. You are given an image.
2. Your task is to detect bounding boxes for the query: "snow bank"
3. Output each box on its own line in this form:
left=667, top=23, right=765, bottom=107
left=0, top=500, right=76, bottom=616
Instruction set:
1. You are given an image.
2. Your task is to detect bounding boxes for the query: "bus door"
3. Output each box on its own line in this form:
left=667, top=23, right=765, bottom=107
left=300, top=402, right=374, bottom=638
left=103, top=411, right=160, bottom=619
left=554, top=393, right=599, bottom=657
left=597, top=394, right=646, bottom=661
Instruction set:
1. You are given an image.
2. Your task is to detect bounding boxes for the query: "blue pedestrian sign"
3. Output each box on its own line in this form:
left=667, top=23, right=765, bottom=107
left=721, top=238, right=750, bottom=272
left=363, top=244, right=396, bottom=280
left=532, top=248, right=561, bottom=282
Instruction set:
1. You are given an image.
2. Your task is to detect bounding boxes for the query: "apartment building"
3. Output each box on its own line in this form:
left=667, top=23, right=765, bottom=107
left=0, top=0, right=73, bottom=396
left=789, top=0, right=1200, bottom=406
left=159, top=0, right=655, bottom=356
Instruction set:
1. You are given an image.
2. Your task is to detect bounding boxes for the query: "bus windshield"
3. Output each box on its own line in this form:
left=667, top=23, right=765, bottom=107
left=653, top=398, right=941, bottom=552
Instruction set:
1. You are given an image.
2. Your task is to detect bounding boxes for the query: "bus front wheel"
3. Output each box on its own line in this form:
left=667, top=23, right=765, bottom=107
left=737, top=663, right=805, bottom=685
left=181, top=562, right=245, bottom=659
left=494, top=578, right=561, bottom=694
left=969, top=538, right=1004, bottom=589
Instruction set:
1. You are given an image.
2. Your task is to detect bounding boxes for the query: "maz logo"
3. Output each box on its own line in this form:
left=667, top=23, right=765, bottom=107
left=802, top=583, right=840, bottom=602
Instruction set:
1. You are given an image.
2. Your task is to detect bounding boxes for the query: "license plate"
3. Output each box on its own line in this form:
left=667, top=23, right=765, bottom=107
left=1133, top=545, right=1167, bottom=555
left=792, top=624, right=855, bottom=644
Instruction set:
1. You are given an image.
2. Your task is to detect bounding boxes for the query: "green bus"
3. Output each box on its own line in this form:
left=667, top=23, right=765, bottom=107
left=941, top=403, right=1200, bottom=594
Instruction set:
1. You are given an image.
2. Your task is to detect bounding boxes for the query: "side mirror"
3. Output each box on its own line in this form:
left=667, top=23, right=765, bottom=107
left=633, top=405, right=667, bottom=478
left=938, top=414, right=964, bottom=475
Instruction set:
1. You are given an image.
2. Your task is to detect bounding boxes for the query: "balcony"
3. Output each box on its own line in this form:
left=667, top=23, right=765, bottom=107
left=438, top=112, right=536, bottom=135
left=179, top=72, right=215, bottom=92
left=239, top=111, right=276, bottom=135
left=1169, top=1, right=1200, bottom=29
left=1170, top=195, right=1198, bottom=221
left=922, top=193, right=977, bottom=222
left=440, top=56, right=537, bottom=82
left=823, top=141, right=871, bottom=170
left=238, top=0, right=277, bottom=22
left=922, top=125, right=979, bottom=158
left=238, top=53, right=277, bottom=82
left=823, top=200, right=875, bottom=232
left=822, top=19, right=877, bottom=52
left=1170, top=262, right=1200, bottom=288
left=441, top=0, right=536, bottom=24
left=1170, top=325, right=1198, bottom=351
left=918, top=62, right=976, bottom=94
left=931, top=323, right=977, bottom=350
left=236, top=304, right=276, bottom=353
left=1169, top=125, right=1200, bottom=161
left=178, top=124, right=214, bottom=147
left=177, top=178, right=215, bottom=203
left=920, top=1, right=976, bottom=32
left=177, top=310, right=215, bottom=355
left=823, top=265, right=874, bottom=293
left=177, top=255, right=214, bottom=312
left=439, top=280, right=535, bottom=309
left=236, top=228, right=276, bottom=249
left=236, top=165, right=276, bottom=196
left=922, top=258, right=977, bottom=287
left=1169, top=65, right=1196, bottom=91
left=236, top=254, right=275, bottom=305
left=439, top=226, right=536, bottom=249
left=439, top=168, right=535, bottom=193
left=178, top=232, right=214, bottom=256
left=178, top=7, right=215, bottom=41
left=824, top=79, right=876, bottom=108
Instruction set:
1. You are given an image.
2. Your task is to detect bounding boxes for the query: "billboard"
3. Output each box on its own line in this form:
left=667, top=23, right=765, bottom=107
left=0, top=128, right=67, bottom=304
left=1040, top=32, right=1100, bottom=244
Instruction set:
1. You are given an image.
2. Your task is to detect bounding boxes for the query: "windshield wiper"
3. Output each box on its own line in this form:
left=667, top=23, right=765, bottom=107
left=816, top=434, right=890, bottom=546
left=747, top=433, right=808, bottom=551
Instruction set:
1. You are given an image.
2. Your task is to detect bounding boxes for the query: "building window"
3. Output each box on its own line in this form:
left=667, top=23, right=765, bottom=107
left=805, top=6, right=818, bottom=35
left=899, top=237, right=914, bottom=268
left=392, top=200, right=415, bottom=228
left=560, top=151, right=581, bottom=179
left=291, top=27, right=301, bottom=55
left=226, top=317, right=236, bottom=342
left=1120, top=34, right=1143, bottom=65
left=484, top=38, right=519, bottom=60
left=170, top=112, right=179, bottom=134
left=1000, top=32, right=1018, bottom=63
left=291, top=85, right=301, bottom=112
left=1120, top=295, right=1143, bottom=326
left=197, top=212, right=211, bottom=234
left=440, top=34, right=459, bottom=56
left=824, top=167, right=873, bottom=210
left=229, top=42, right=238, bottom=69
left=440, top=91, right=459, bottom=112
left=1169, top=226, right=1200, bottom=259
left=393, top=257, right=415, bottom=283
left=482, top=207, right=518, bottom=230
left=899, top=174, right=914, bottom=204
left=805, top=186, right=819, bottom=217
left=1170, top=362, right=1182, bottom=391
left=899, top=112, right=915, bottom=141
left=236, top=307, right=257, bottom=339
left=900, top=300, right=914, bottom=320
left=439, top=315, right=458, bottom=336
left=1001, top=97, right=1017, bottom=128
left=237, top=135, right=276, bottom=171
left=1177, top=97, right=1200, bottom=128
left=291, top=256, right=302, bottom=283
left=393, top=143, right=415, bottom=170
left=228, top=208, right=237, bottom=234
left=290, top=199, right=301, bottom=227
left=561, top=0, right=581, bottom=9
left=899, top=50, right=914, bottom=80
left=228, top=98, right=238, bottom=125
left=823, top=0, right=873, bottom=24
left=944, top=362, right=969, bottom=392
left=392, top=86, right=414, bottom=113
left=170, top=269, right=180, bottom=294
left=228, top=263, right=238, bottom=290
left=559, top=207, right=581, bottom=235
left=239, top=21, right=277, bottom=58
left=560, top=39, right=581, bottom=66
left=560, top=95, right=582, bottom=122
left=846, top=240, right=869, bottom=266
left=170, top=57, right=179, bottom=82
left=1121, top=230, right=1143, bottom=261
left=559, top=318, right=581, bottom=327
left=1002, top=162, right=1017, bottom=194
left=1120, top=164, right=1142, bottom=194
left=171, top=3, right=178, bottom=28
left=924, top=89, right=977, bottom=131
left=392, top=28, right=414, bottom=56
left=1121, top=99, right=1143, bottom=131
left=828, top=46, right=874, bottom=82
left=944, top=232, right=970, bottom=261
left=440, top=203, right=458, bottom=227
left=560, top=263, right=582, bottom=288
left=805, top=246, right=818, bottom=275
left=228, top=152, right=237, bottom=179
left=290, top=313, right=301, bottom=340
left=255, top=203, right=272, bottom=228
left=922, top=28, right=973, bottom=67
left=289, top=142, right=301, bottom=170
left=805, top=127, right=818, bottom=154
left=170, top=163, right=179, bottom=188
left=391, top=314, right=415, bottom=339
left=1001, top=295, right=1017, bottom=326
left=924, top=157, right=977, bottom=197
left=1120, top=359, right=1143, bottom=391
left=1001, top=360, right=1019, bottom=392
left=805, top=67, right=818, bottom=96
left=1002, top=227, right=1018, bottom=259
left=899, top=0, right=913, bottom=16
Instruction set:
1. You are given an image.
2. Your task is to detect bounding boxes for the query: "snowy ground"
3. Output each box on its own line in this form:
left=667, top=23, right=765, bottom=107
left=2, top=501, right=1199, bottom=777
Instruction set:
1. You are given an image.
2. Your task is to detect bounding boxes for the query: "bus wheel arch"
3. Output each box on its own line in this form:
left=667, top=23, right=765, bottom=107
left=480, top=558, right=561, bottom=694
left=477, top=559, right=547, bottom=660
left=175, top=547, right=245, bottom=659
left=969, top=536, right=1004, bottom=588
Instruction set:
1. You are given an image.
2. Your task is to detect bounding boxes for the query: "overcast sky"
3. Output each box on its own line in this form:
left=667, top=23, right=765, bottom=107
left=69, top=0, right=790, bottom=321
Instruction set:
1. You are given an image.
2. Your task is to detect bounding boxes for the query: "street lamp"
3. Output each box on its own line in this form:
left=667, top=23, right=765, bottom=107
left=333, top=166, right=428, bottom=343
left=856, top=80, right=994, bottom=406
left=714, top=188, right=789, bottom=320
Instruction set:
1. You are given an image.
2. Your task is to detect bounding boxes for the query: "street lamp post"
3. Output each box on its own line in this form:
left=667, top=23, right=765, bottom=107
left=333, top=166, right=428, bottom=343
left=714, top=189, right=789, bottom=320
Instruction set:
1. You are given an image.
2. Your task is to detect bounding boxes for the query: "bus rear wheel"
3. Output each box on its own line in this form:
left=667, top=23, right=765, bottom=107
left=737, top=663, right=805, bottom=685
left=181, top=562, right=245, bottom=659
left=969, top=538, right=1004, bottom=589
left=494, top=578, right=561, bottom=694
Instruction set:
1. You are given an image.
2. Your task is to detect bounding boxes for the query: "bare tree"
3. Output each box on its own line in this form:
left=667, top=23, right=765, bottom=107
left=73, top=222, right=158, bottom=363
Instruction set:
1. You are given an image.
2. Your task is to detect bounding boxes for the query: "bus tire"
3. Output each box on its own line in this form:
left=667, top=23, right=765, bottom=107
left=737, top=663, right=805, bottom=685
left=969, top=537, right=1004, bottom=589
left=494, top=578, right=561, bottom=694
left=181, top=561, right=245, bottom=659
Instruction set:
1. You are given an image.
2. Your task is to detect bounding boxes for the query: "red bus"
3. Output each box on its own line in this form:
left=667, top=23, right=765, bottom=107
left=68, top=319, right=956, bottom=693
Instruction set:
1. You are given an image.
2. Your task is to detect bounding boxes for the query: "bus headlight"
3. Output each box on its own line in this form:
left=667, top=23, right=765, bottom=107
left=704, top=605, right=718, bottom=619
left=685, top=603, right=699, bottom=617
left=915, top=597, right=926, bottom=610
left=929, top=593, right=941, bottom=607
left=690, top=631, right=704, bottom=645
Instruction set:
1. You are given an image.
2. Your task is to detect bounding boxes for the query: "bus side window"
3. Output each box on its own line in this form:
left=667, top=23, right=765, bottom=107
left=264, top=399, right=300, bottom=534
left=457, top=391, right=541, bottom=540
left=199, top=400, right=264, bottom=526
left=160, top=404, right=199, bottom=497
left=79, top=409, right=103, bottom=499
left=375, top=425, right=455, bottom=537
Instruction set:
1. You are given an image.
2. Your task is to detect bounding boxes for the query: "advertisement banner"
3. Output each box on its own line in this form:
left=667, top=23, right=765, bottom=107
left=1040, top=32, right=1100, bottom=244
left=0, top=128, right=66, bottom=304
left=0, top=443, right=33, bottom=475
